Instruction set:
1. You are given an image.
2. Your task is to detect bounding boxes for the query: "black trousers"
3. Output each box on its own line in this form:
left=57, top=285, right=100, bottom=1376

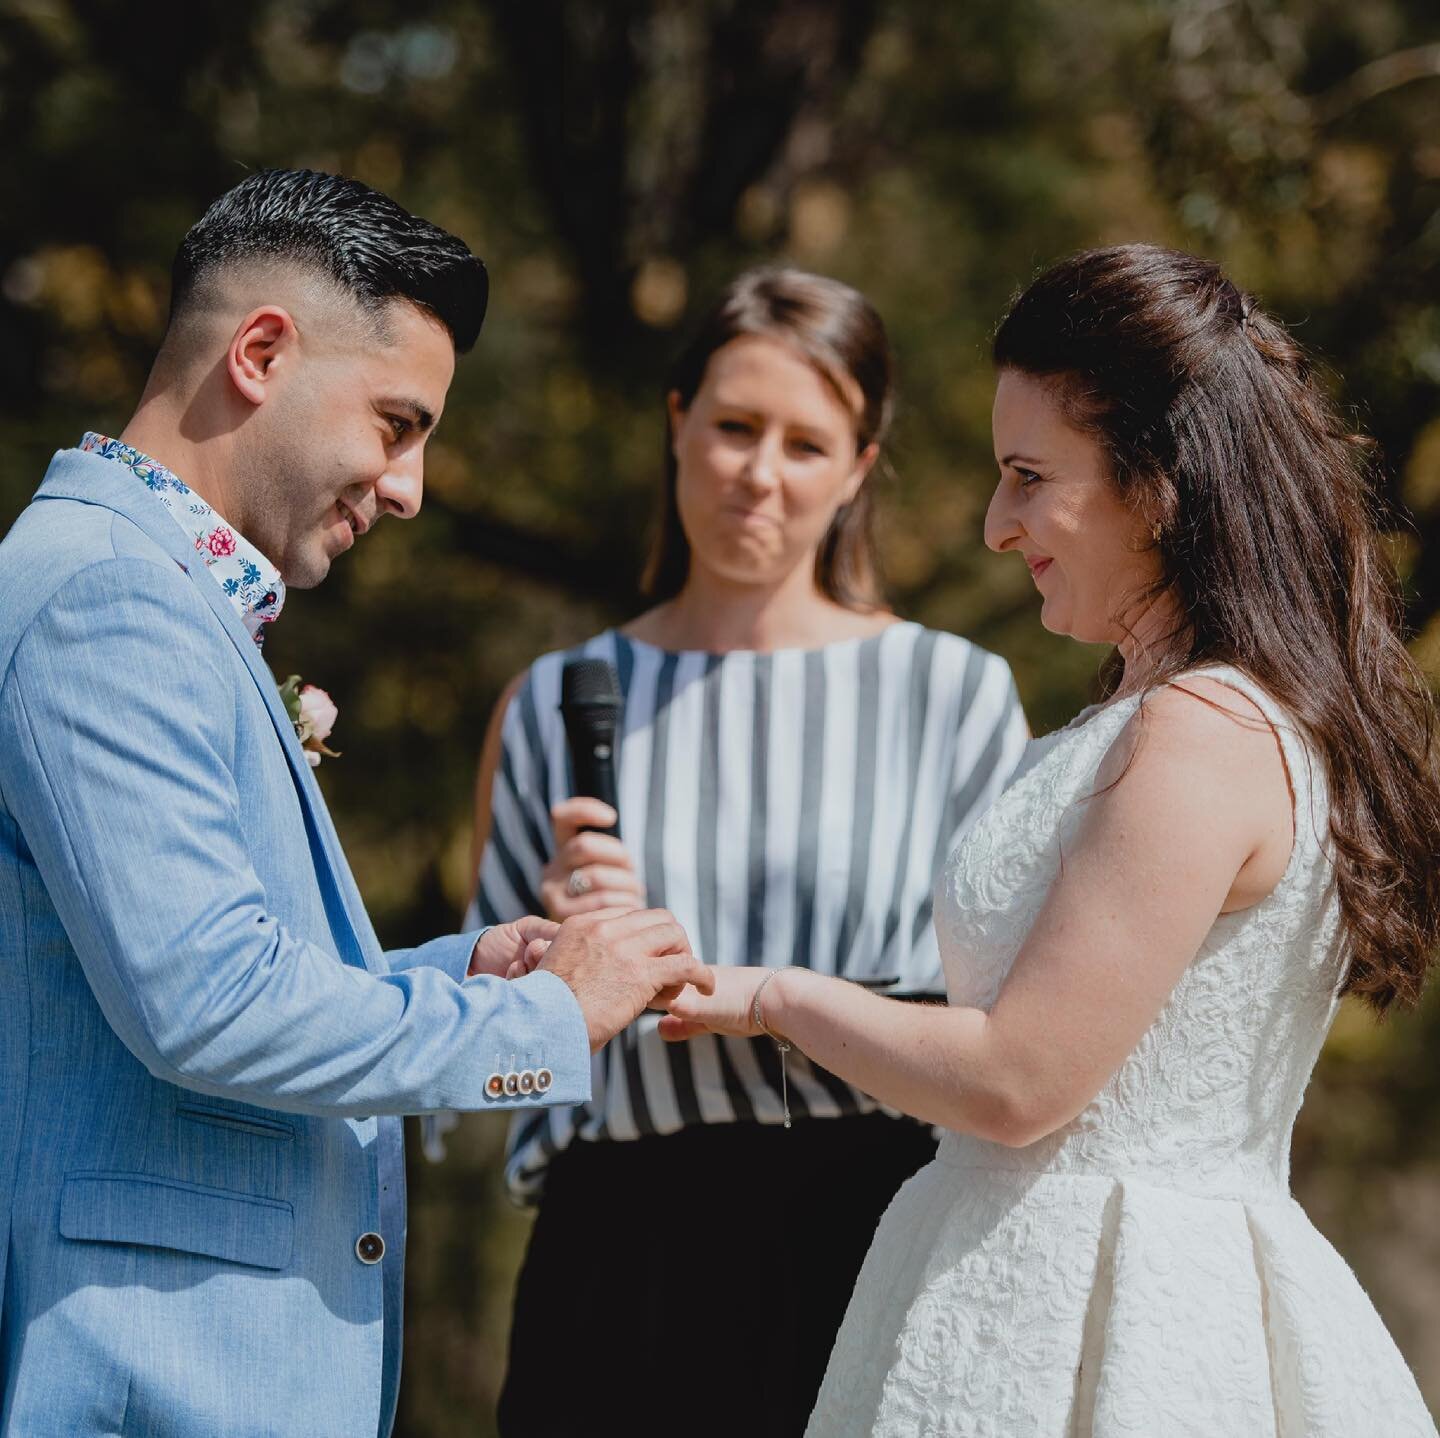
left=497, top=1113, right=937, bottom=1438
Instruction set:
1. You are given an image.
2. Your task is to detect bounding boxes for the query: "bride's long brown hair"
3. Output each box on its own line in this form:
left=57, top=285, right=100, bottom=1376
left=994, top=243, right=1440, bottom=1014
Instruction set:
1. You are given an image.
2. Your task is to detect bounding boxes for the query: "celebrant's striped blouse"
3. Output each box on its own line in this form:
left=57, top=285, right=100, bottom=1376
left=467, top=621, right=1028, bottom=1203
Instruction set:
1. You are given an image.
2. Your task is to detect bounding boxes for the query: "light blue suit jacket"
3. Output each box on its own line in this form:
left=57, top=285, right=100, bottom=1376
left=0, top=449, right=591, bottom=1436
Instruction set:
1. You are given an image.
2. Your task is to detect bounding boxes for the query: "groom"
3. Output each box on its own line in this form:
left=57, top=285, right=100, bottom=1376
left=0, top=169, right=707, bottom=1437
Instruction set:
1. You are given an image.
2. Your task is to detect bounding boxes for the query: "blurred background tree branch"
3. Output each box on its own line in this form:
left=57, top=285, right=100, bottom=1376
left=3, top=1, right=1438, bottom=1430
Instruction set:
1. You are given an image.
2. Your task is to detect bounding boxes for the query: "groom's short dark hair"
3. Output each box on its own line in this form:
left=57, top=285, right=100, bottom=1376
left=169, top=168, right=488, bottom=352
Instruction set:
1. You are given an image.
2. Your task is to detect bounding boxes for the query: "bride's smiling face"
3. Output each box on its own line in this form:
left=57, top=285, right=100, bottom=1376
left=984, top=368, right=1162, bottom=646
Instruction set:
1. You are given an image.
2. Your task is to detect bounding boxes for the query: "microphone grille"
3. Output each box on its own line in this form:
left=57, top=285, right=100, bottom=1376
left=561, top=658, right=622, bottom=718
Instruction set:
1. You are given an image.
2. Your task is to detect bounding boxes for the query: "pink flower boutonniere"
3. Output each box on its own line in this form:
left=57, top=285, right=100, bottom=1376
left=278, top=675, right=341, bottom=768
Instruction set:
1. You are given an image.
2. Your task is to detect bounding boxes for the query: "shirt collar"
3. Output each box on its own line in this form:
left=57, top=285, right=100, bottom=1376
left=79, top=432, right=285, bottom=646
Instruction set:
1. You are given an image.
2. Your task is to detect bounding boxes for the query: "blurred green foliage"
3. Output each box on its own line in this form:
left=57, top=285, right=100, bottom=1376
left=3, top=1, right=1440, bottom=1430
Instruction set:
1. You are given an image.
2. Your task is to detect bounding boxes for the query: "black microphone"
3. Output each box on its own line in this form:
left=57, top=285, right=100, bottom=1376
left=559, top=659, right=623, bottom=837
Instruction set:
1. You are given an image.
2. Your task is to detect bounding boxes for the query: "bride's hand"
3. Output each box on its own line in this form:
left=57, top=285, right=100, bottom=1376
left=658, top=966, right=775, bottom=1042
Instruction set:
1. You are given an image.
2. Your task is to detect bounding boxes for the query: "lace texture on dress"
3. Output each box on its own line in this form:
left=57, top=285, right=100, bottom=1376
left=807, top=667, right=1437, bottom=1437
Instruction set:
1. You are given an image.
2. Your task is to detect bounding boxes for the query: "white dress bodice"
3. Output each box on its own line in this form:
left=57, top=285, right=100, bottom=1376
left=807, top=667, right=1437, bottom=1438
left=935, top=668, right=1343, bottom=1202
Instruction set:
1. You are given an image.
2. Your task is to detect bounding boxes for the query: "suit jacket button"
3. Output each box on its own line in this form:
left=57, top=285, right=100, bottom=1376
left=517, top=1069, right=536, bottom=1095
left=535, top=1068, right=553, bottom=1093
left=356, top=1232, right=385, bottom=1264
left=502, top=1072, right=520, bottom=1097
left=485, top=1073, right=505, bottom=1099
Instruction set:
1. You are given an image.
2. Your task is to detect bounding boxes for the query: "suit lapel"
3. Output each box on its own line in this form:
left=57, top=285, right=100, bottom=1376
left=33, top=450, right=383, bottom=972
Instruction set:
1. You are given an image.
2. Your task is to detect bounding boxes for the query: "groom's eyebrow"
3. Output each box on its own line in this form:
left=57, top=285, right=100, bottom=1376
left=380, top=397, right=438, bottom=432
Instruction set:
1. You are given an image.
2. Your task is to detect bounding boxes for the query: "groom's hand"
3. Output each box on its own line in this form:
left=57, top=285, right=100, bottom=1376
left=467, top=916, right=560, bottom=979
left=536, top=908, right=714, bottom=1052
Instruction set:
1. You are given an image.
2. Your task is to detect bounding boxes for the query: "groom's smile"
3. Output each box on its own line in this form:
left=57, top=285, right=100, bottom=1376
left=250, top=295, right=455, bottom=589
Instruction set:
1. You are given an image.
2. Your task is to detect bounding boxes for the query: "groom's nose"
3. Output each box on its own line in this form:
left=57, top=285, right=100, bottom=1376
left=375, top=451, right=423, bottom=521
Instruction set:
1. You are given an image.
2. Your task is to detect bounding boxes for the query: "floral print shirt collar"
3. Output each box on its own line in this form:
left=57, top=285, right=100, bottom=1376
left=80, top=432, right=285, bottom=647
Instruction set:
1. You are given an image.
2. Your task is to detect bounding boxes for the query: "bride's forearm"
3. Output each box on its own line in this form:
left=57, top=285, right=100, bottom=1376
left=765, top=968, right=1034, bottom=1145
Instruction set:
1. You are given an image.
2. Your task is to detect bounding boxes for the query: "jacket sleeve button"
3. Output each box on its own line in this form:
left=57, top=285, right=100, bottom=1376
left=355, top=1232, right=386, bottom=1264
left=535, top=1068, right=553, bottom=1093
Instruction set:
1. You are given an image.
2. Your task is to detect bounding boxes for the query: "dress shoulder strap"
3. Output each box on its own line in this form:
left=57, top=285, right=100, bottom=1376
left=1170, top=663, right=1328, bottom=867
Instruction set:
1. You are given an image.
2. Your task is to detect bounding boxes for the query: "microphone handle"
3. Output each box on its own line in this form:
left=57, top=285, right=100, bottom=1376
left=571, top=737, right=620, bottom=838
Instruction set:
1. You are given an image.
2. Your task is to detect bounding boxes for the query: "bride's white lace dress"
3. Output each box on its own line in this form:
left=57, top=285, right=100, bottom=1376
left=807, top=667, right=1436, bottom=1437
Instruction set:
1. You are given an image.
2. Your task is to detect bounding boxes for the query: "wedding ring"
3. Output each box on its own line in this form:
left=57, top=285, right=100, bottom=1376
left=566, top=868, right=592, bottom=898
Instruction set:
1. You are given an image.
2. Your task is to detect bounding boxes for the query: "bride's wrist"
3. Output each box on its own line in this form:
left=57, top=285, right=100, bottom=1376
left=760, top=966, right=806, bottom=1043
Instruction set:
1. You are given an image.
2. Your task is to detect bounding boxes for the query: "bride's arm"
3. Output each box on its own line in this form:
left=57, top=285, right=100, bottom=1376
left=662, top=678, right=1295, bottom=1146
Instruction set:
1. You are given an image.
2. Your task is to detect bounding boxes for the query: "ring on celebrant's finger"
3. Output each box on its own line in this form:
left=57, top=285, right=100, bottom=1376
left=566, top=869, right=593, bottom=898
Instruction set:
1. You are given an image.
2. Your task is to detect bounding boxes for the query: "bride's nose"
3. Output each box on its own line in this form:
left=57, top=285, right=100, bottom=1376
left=984, top=480, right=1021, bottom=553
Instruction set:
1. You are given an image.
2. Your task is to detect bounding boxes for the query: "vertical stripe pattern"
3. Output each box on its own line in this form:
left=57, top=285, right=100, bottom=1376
left=472, top=622, right=1029, bottom=1203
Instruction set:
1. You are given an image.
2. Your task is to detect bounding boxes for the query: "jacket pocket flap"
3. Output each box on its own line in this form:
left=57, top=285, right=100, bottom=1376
left=60, top=1172, right=293, bottom=1271
left=175, top=1100, right=295, bottom=1140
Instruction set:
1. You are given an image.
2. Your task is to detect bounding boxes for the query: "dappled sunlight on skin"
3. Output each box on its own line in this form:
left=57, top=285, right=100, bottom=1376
left=985, top=369, right=1172, bottom=664
left=126, top=287, right=455, bottom=592
left=669, top=334, right=873, bottom=592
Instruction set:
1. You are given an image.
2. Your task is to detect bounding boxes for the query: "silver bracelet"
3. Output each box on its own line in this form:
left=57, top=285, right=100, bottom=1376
left=752, top=969, right=793, bottom=1130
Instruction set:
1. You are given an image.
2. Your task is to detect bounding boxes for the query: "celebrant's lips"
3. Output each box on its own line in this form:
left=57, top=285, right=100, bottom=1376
left=722, top=505, right=781, bottom=530
left=1026, top=555, right=1052, bottom=582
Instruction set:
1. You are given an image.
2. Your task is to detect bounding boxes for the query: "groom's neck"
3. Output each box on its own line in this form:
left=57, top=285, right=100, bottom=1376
left=119, top=380, right=246, bottom=533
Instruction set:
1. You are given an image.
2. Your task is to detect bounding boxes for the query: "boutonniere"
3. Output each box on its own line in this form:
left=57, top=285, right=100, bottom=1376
left=278, top=675, right=341, bottom=768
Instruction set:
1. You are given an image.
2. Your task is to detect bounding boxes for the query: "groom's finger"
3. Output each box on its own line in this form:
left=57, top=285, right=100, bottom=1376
left=604, top=909, right=694, bottom=956
left=515, top=915, right=560, bottom=944
left=658, top=952, right=715, bottom=995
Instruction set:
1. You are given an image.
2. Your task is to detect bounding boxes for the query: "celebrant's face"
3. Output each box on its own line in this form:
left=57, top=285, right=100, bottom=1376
left=667, top=335, right=876, bottom=589
left=242, top=299, right=454, bottom=589
left=985, top=368, right=1161, bottom=646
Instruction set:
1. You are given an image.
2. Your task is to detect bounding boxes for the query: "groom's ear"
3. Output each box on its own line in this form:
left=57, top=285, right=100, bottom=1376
left=226, top=306, right=298, bottom=408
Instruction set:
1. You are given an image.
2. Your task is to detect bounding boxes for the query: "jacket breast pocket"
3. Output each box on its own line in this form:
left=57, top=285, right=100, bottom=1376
left=175, top=1099, right=296, bottom=1141
left=59, top=1171, right=294, bottom=1270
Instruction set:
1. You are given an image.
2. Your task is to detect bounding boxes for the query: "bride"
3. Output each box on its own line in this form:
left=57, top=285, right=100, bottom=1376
left=658, top=244, right=1440, bottom=1435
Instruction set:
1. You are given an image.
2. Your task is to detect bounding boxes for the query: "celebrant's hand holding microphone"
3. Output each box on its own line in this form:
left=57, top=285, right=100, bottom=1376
left=536, top=796, right=645, bottom=918
left=483, top=657, right=706, bottom=1052
left=540, top=656, right=646, bottom=919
